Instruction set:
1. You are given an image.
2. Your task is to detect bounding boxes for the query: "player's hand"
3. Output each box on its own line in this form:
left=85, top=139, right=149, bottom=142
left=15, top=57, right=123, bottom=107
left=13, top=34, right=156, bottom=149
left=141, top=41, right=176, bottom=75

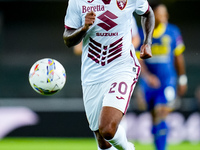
left=140, top=44, right=152, bottom=59
left=177, top=84, right=187, bottom=97
left=82, top=11, right=96, bottom=31
left=146, top=74, right=161, bottom=89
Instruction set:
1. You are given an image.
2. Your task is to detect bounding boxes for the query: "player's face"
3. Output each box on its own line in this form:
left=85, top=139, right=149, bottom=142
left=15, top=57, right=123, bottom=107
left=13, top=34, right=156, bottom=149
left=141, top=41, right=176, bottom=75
left=154, top=5, right=168, bottom=25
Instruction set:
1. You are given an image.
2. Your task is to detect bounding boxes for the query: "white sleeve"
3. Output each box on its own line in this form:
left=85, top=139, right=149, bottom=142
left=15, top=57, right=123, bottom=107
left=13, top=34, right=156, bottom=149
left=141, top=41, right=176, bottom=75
left=131, top=17, right=138, bottom=37
left=135, top=0, right=149, bottom=15
left=64, top=0, right=82, bottom=29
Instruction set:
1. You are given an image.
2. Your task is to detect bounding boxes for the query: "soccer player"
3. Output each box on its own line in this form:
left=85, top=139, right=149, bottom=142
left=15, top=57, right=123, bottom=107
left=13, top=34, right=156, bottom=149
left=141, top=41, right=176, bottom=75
left=63, top=0, right=155, bottom=150
left=136, top=3, right=187, bottom=150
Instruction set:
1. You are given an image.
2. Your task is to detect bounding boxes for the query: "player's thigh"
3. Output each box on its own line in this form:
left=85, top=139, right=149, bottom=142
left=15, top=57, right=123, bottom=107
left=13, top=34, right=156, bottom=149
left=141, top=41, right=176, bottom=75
left=99, top=75, right=137, bottom=128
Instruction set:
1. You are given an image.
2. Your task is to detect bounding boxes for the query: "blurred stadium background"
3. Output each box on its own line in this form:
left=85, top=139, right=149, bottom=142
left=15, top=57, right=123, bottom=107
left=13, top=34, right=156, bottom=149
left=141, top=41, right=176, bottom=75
left=0, top=0, right=199, bottom=148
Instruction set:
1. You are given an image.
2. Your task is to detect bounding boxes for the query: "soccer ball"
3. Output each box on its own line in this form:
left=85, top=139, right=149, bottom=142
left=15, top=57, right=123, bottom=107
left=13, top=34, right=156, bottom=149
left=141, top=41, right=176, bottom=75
left=29, top=58, right=66, bottom=95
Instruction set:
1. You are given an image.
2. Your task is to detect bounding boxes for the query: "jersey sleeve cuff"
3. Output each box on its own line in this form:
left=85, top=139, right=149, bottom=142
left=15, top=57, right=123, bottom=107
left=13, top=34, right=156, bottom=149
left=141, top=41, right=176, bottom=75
left=174, top=44, right=185, bottom=56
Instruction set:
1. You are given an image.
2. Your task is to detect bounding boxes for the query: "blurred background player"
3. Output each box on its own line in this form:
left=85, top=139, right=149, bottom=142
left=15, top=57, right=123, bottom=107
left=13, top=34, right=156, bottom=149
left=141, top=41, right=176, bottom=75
left=136, top=3, right=187, bottom=150
left=73, top=16, right=141, bottom=56
left=73, top=40, right=83, bottom=55
left=130, top=16, right=141, bottom=50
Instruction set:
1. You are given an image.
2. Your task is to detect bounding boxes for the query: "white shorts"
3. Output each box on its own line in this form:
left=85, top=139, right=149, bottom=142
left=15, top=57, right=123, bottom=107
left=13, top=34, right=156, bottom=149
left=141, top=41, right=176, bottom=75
left=82, top=74, right=138, bottom=131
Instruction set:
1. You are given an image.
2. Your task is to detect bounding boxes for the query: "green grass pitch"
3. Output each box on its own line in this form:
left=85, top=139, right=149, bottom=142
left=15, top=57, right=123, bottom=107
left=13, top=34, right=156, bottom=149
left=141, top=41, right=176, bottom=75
left=0, top=138, right=199, bottom=150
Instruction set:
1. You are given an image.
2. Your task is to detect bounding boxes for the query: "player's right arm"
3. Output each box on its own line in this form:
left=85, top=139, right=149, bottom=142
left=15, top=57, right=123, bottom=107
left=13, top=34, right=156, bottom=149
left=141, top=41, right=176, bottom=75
left=63, top=11, right=96, bottom=48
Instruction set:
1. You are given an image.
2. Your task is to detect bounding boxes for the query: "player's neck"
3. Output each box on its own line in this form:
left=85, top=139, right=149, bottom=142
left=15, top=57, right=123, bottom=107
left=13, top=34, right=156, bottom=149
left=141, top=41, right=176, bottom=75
left=102, top=0, right=111, bottom=4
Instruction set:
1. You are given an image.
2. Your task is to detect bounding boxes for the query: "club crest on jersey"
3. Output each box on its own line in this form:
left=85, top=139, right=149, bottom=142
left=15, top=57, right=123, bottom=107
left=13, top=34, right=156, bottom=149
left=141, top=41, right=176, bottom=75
left=116, top=0, right=127, bottom=10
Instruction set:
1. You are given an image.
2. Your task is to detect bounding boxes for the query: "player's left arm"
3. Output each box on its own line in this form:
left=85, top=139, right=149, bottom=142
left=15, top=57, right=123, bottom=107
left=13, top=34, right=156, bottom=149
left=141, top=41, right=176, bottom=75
left=174, top=53, right=188, bottom=96
left=140, top=6, right=155, bottom=59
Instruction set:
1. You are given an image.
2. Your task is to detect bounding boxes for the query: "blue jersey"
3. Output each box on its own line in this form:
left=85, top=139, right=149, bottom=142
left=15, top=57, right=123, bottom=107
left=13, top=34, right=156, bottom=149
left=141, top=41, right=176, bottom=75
left=136, top=23, right=185, bottom=109
left=137, top=23, right=185, bottom=88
